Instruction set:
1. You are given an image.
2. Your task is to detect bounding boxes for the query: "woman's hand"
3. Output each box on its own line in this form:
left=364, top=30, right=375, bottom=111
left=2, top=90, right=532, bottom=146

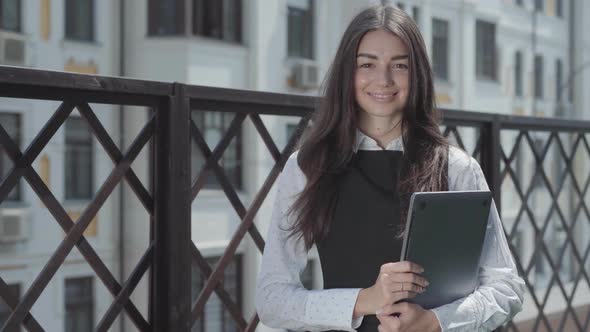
left=376, top=302, right=441, bottom=332
left=353, top=261, right=429, bottom=318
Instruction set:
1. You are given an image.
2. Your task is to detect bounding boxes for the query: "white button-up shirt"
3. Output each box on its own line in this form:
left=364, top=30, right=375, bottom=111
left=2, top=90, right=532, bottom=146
left=255, top=131, right=526, bottom=331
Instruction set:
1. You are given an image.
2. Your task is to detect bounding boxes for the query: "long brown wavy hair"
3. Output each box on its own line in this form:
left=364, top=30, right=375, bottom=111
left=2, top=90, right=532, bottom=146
left=287, top=2, right=449, bottom=250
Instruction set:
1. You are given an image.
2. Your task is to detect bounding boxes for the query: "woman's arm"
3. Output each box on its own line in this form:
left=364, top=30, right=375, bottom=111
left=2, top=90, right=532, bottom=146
left=430, top=148, right=526, bottom=331
left=255, top=152, right=364, bottom=331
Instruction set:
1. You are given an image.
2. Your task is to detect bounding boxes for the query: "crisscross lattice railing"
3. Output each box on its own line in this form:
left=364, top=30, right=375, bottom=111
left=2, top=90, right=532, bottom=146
left=1, top=66, right=590, bottom=331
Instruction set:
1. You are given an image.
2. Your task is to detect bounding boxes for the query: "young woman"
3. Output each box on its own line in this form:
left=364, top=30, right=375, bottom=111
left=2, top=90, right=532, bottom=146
left=256, top=3, right=525, bottom=331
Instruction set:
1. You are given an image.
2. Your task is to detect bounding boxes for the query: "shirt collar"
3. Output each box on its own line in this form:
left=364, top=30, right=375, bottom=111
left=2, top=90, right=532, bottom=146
left=353, top=129, right=405, bottom=152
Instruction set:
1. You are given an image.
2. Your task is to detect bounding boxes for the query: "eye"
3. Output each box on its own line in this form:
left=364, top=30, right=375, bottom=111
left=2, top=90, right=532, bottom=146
left=359, top=63, right=373, bottom=69
left=393, top=63, right=409, bottom=70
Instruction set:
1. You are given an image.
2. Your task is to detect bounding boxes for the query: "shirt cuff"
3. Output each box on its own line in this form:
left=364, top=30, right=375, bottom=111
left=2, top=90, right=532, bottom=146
left=430, top=296, right=478, bottom=332
left=430, top=309, right=443, bottom=331
left=304, top=288, right=364, bottom=331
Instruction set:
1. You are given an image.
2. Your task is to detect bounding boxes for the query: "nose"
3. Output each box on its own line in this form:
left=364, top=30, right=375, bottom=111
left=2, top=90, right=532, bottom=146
left=377, top=65, right=395, bottom=87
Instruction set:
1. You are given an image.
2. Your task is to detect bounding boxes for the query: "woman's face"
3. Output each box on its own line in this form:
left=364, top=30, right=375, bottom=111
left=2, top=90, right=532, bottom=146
left=354, top=29, right=410, bottom=122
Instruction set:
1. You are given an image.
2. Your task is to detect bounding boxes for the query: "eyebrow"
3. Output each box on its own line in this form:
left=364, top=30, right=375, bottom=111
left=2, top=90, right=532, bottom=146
left=356, top=53, right=409, bottom=61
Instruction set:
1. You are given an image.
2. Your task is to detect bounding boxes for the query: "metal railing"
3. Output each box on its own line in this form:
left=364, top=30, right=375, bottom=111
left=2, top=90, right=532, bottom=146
left=0, top=66, right=589, bottom=331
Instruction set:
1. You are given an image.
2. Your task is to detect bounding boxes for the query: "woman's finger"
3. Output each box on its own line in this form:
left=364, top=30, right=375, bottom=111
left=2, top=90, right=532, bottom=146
left=377, top=312, right=402, bottom=331
left=392, top=291, right=418, bottom=303
left=381, top=272, right=429, bottom=288
left=380, top=261, right=424, bottom=274
left=392, top=282, right=426, bottom=293
left=377, top=302, right=412, bottom=316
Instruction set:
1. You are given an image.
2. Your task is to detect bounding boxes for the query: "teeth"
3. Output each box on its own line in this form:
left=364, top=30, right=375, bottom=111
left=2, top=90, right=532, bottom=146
left=369, top=93, right=395, bottom=98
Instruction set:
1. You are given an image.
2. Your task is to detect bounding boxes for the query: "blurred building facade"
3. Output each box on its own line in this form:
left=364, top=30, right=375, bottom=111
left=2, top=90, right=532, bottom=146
left=0, top=0, right=124, bottom=331
left=1, top=0, right=590, bottom=331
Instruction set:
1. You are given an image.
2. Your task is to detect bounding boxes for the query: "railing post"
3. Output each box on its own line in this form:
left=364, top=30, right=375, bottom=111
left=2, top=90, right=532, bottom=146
left=481, top=116, right=502, bottom=214
left=152, top=83, right=191, bottom=331
left=482, top=119, right=504, bottom=332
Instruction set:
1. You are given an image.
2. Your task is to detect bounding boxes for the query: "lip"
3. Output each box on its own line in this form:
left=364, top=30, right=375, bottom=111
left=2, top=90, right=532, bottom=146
left=367, top=91, right=398, bottom=102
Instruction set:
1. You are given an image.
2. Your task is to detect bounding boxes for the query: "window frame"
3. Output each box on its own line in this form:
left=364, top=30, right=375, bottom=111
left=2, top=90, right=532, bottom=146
left=193, top=0, right=242, bottom=43
left=64, top=0, right=95, bottom=42
left=534, top=54, right=544, bottom=100
left=147, top=0, right=243, bottom=44
left=0, top=0, right=22, bottom=33
left=0, top=283, right=20, bottom=329
left=191, top=255, right=242, bottom=332
left=64, top=116, right=94, bottom=200
left=475, top=20, right=498, bottom=81
left=147, top=0, right=185, bottom=36
left=412, top=6, right=420, bottom=27
left=556, top=59, right=563, bottom=102
left=64, top=276, right=94, bottom=332
left=0, top=112, right=21, bottom=201
left=432, top=17, right=450, bottom=81
left=555, top=0, right=563, bottom=18
left=287, top=0, right=315, bottom=60
left=190, top=110, right=243, bottom=191
left=514, top=51, right=523, bottom=97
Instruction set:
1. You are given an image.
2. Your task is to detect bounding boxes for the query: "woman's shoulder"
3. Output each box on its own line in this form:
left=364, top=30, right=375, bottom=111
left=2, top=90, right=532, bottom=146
left=447, top=145, right=487, bottom=191
left=280, top=150, right=306, bottom=188
left=448, top=145, right=478, bottom=172
left=284, top=150, right=301, bottom=174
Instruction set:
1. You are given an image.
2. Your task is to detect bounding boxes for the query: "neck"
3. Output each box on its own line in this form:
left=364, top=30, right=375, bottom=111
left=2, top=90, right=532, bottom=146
left=358, top=113, right=403, bottom=149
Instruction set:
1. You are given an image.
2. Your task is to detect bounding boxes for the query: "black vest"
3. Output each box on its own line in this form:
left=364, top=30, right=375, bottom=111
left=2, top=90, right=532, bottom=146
left=317, top=150, right=404, bottom=332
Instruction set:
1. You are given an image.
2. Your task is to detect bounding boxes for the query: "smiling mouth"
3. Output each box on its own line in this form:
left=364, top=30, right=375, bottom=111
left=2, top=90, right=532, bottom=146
left=367, top=91, right=398, bottom=102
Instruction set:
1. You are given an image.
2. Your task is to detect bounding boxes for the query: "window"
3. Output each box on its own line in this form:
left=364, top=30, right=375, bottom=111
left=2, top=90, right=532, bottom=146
left=535, top=222, right=573, bottom=288
left=412, top=6, right=420, bottom=27
left=511, top=230, right=523, bottom=263
left=65, top=0, right=94, bottom=41
left=286, top=123, right=298, bottom=142
left=556, top=0, right=563, bottom=17
left=65, top=277, right=94, bottom=332
left=0, top=0, right=21, bottom=32
left=476, top=20, right=497, bottom=81
left=531, top=137, right=545, bottom=188
left=514, top=51, right=523, bottom=97
left=535, top=0, right=544, bottom=12
left=191, top=111, right=242, bottom=190
left=287, top=0, right=314, bottom=59
left=0, top=113, right=21, bottom=201
left=193, top=0, right=242, bottom=42
left=534, top=55, right=544, bottom=99
left=148, top=0, right=184, bottom=36
left=65, top=117, right=93, bottom=200
left=556, top=59, right=563, bottom=102
left=432, top=18, right=449, bottom=81
left=148, top=0, right=242, bottom=42
left=191, top=256, right=242, bottom=332
left=0, top=283, right=20, bottom=331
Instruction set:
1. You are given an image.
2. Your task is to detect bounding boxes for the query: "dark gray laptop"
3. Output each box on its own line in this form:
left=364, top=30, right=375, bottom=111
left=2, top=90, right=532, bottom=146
left=399, top=191, right=492, bottom=309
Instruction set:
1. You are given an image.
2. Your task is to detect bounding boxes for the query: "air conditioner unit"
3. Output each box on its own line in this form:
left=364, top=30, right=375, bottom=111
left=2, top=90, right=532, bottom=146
left=0, top=209, right=29, bottom=243
left=0, top=31, right=27, bottom=67
left=292, top=60, right=319, bottom=89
